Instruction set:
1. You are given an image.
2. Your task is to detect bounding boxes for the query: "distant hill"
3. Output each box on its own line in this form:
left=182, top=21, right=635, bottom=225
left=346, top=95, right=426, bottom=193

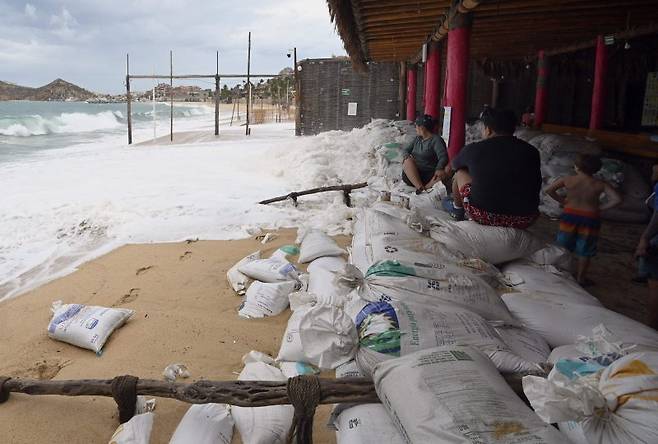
left=0, top=78, right=96, bottom=101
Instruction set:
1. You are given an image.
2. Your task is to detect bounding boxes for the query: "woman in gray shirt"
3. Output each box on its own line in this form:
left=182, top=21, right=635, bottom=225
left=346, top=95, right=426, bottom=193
left=402, top=114, right=449, bottom=193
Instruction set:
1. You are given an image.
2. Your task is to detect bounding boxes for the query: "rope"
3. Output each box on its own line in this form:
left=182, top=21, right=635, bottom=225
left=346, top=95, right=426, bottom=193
left=0, top=377, right=11, bottom=403
left=286, top=375, right=322, bottom=444
left=111, top=375, right=139, bottom=424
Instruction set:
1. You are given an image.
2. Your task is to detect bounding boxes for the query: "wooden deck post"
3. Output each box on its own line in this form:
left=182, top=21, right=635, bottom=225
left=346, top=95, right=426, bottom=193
left=246, top=32, right=251, bottom=136
left=424, top=42, right=442, bottom=120
left=406, top=64, right=417, bottom=121
left=294, top=47, right=301, bottom=136
left=534, top=50, right=549, bottom=128
left=170, top=50, right=173, bottom=142
left=446, top=9, right=472, bottom=159
left=215, top=51, right=220, bottom=136
left=126, top=54, right=132, bottom=145
left=589, top=36, right=608, bottom=130
left=398, top=62, right=407, bottom=119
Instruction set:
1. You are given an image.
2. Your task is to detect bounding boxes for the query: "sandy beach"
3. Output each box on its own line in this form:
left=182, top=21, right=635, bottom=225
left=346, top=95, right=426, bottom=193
left=0, top=229, right=344, bottom=443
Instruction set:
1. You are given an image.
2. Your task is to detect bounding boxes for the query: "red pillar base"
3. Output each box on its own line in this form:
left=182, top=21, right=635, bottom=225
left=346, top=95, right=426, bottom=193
left=406, top=66, right=417, bottom=121
left=424, top=43, right=441, bottom=120
left=589, top=36, right=608, bottom=130
left=534, top=50, right=549, bottom=128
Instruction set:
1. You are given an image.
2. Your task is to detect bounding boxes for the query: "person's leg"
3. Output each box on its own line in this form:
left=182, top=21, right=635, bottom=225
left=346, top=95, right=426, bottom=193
left=647, top=279, right=658, bottom=330
left=451, top=169, right=472, bottom=207
left=402, top=157, right=425, bottom=191
left=576, top=256, right=591, bottom=285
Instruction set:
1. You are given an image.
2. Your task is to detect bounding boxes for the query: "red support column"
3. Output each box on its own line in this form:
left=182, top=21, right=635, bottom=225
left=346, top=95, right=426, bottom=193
left=589, top=35, right=608, bottom=130
left=424, top=43, right=441, bottom=119
left=406, top=65, right=417, bottom=121
left=534, top=50, right=549, bottom=128
left=446, top=24, right=471, bottom=159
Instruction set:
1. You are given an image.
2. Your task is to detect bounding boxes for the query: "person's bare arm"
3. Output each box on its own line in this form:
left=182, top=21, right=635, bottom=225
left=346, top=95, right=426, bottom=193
left=599, top=183, right=622, bottom=211
left=544, top=178, right=566, bottom=206
left=636, top=210, right=658, bottom=257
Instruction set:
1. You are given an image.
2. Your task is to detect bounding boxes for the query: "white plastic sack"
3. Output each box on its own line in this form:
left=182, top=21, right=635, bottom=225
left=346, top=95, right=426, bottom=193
left=109, top=413, right=154, bottom=444
left=307, top=267, right=351, bottom=302
left=502, top=292, right=658, bottom=348
left=169, top=404, right=233, bottom=444
left=227, top=250, right=261, bottom=295
left=523, top=352, right=658, bottom=444
left=307, top=256, right=347, bottom=274
left=526, top=244, right=572, bottom=270
left=331, top=404, right=406, bottom=444
left=369, top=233, right=461, bottom=268
left=277, top=304, right=357, bottom=370
left=269, top=245, right=300, bottom=261
left=354, top=300, right=541, bottom=377
left=238, top=281, right=297, bottom=318
left=502, top=261, right=601, bottom=306
left=430, top=220, right=543, bottom=264
left=495, top=326, right=551, bottom=367
left=48, top=301, right=134, bottom=353
left=298, top=229, right=345, bottom=263
left=237, top=258, right=298, bottom=283
left=231, top=357, right=294, bottom=444
left=356, top=260, right=515, bottom=324
left=374, top=346, right=566, bottom=443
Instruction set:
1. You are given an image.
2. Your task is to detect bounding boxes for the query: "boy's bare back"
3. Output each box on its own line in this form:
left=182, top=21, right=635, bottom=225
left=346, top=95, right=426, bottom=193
left=562, top=174, right=606, bottom=212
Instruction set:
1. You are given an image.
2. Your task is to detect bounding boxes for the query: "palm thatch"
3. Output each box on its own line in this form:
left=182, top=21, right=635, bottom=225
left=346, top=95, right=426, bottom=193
left=326, top=0, right=369, bottom=72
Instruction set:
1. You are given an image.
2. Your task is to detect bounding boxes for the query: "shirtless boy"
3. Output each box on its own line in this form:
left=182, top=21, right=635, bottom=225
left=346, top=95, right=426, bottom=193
left=545, top=154, right=622, bottom=286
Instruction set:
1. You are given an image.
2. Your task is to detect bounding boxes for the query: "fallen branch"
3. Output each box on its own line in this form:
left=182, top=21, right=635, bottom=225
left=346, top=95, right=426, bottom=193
left=259, top=182, right=368, bottom=207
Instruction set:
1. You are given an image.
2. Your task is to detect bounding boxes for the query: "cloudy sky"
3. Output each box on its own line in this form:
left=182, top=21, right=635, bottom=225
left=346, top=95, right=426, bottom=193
left=0, top=0, right=346, bottom=93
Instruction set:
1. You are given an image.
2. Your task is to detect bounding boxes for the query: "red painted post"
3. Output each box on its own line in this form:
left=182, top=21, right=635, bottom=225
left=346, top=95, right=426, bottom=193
left=589, top=36, right=608, bottom=130
left=424, top=43, right=441, bottom=119
left=406, top=65, right=417, bottom=121
left=446, top=26, right=470, bottom=159
left=534, top=50, right=549, bottom=128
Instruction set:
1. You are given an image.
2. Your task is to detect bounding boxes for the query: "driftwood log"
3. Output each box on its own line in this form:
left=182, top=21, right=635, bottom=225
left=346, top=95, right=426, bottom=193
left=259, top=182, right=368, bottom=207
left=0, top=372, right=537, bottom=443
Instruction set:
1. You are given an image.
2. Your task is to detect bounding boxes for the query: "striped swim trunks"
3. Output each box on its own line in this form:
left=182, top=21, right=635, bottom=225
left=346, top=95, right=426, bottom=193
left=556, top=207, right=601, bottom=257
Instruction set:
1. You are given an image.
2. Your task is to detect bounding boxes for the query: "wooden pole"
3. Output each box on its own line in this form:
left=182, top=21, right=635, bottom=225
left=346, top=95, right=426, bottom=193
left=398, top=61, right=407, bottom=120
left=294, top=47, right=301, bottom=136
left=589, top=36, right=608, bottom=130
left=169, top=50, right=174, bottom=142
left=215, top=51, right=220, bottom=136
left=534, top=50, right=549, bottom=128
left=406, top=64, right=417, bottom=121
left=259, top=182, right=368, bottom=206
left=126, top=54, right=132, bottom=145
left=246, top=32, right=251, bottom=136
left=491, top=78, right=500, bottom=108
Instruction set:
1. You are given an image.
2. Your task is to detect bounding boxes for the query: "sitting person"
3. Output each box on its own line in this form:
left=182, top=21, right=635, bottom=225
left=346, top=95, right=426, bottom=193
left=442, top=107, right=541, bottom=229
left=401, top=114, right=449, bottom=194
left=545, top=154, right=622, bottom=286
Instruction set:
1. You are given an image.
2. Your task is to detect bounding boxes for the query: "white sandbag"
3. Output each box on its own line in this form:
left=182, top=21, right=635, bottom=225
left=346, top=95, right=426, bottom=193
left=369, top=233, right=462, bottom=267
left=231, top=356, right=294, bottom=444
left=48, top=301, right=134, bottom=353
left=523, top=352, right=658, bottom=444
left=374, top=346, right=566, bottom=443
left=227, top=250, right=261, bottom=295
left=502, top=261, right=601, bottom=306
left=237, top=258, right=298, bottom=283
left=238, top=281, right=297, bottom=318
left=277, top=304, right=358, bottom=369
left=429, top=220, right=543, bottom=264
left=525, top=244, right=572, bottom=270
left=307, top=256, right=347, bottom=274
left=502, top=292, right=658, bottom=348
left=355, top=300, right=541, bottom=377
left=169, top=404, right=234, bottom=444
left=109, top=413, right=154, bottom=444
left=288, top=290, right=346, bottom=311
left=269, top=245, right=300, bottom=261
left=495, top=326, right=551, bottom=366
left=308, top=267, right=351, bottom=302
left=331, top=403, right=406, bottom=444
left=277, top=361, right=320, bottom=379
left=357, top=260, right=516, bottom=324
left=335, top=359, right=364, bottom=379
left=298, top=229, right=346, bottom=263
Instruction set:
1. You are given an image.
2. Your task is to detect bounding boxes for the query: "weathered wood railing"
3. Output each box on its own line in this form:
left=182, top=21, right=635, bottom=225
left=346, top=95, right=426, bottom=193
left=0, top=372, right=532, bottom=443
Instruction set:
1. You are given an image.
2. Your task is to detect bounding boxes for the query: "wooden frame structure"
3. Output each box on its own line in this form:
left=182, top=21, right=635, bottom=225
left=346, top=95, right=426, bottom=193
left=125, top=45, right=281, bottom=144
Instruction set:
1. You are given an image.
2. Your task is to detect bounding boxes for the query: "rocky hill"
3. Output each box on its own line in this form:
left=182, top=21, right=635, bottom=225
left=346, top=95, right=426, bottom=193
left=0, top=78, right=96, bottom=101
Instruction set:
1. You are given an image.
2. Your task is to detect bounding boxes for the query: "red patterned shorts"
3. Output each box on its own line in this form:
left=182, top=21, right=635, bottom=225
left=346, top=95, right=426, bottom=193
left=460, top=184, right=538, bottom=229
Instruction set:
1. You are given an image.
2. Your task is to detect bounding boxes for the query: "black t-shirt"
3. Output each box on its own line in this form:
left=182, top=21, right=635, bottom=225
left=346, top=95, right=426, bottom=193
left=451, top=135, right=542, bottom=216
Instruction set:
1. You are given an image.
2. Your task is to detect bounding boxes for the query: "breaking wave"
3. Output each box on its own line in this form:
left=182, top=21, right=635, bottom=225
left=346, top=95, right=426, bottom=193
left=0, top=111, right=125, bottom=137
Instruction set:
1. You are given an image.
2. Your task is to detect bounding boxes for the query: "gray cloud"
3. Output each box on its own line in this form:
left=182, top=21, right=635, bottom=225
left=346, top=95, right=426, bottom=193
left=0, top=0, right=345, bottom=93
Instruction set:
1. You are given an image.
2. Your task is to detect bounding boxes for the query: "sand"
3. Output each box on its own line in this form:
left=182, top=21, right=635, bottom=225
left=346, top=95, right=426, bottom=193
left=0, top=229, right=343, bottom=443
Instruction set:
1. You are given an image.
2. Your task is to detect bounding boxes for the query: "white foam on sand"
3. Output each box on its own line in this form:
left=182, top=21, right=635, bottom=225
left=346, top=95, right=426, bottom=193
left=0, top=119, right=404, bottom=301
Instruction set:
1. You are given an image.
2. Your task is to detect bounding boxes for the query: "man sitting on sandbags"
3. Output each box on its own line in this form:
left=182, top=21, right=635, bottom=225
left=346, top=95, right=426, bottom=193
left=442, top=107, right=542, bottom=229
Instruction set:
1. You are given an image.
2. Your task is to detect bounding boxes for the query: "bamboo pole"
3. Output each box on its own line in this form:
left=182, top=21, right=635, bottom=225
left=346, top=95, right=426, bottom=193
left=246, top=32, right=251, bottom=136
left=126, top=53, right=132, bottom=145
left=215, top=51, right=220, bottom=136
left=170, top=50, right=173, bottom=142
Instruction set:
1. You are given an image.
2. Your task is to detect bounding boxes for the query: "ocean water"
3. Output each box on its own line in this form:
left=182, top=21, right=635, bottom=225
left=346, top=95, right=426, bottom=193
left=0, top=100, right=296, bottom=300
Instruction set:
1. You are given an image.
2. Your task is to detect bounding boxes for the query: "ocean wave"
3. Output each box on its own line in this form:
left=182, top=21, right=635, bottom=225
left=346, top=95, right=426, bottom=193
left=0, top=110, right=124, bottom=137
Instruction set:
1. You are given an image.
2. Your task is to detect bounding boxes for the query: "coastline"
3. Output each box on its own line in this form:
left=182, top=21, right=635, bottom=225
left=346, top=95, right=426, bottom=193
left=0, top=229, right=342, bottom=443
